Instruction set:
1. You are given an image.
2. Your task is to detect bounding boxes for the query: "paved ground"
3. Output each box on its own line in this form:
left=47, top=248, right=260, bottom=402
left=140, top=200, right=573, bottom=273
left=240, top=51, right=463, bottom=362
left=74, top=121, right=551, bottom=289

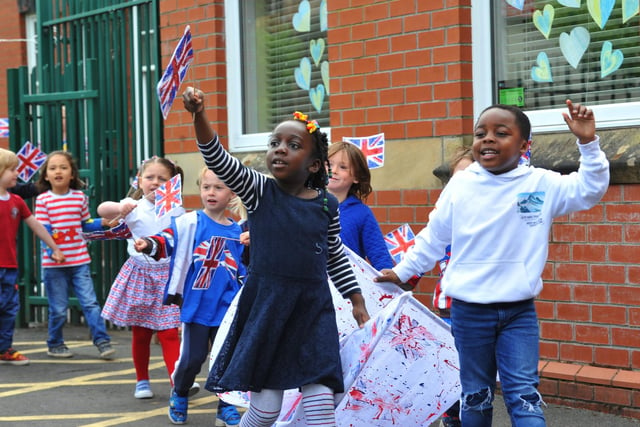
left=1, top=325, right=639, bottom=426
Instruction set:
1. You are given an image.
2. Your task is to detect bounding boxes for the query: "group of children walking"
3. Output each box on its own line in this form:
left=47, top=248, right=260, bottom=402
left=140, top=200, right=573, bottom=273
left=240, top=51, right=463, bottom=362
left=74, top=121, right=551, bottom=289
left=0, top=92, right=609, bottom=427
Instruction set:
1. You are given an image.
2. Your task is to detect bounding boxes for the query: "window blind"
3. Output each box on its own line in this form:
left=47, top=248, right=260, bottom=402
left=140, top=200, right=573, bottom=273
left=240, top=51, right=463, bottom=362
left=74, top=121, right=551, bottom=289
left=492, top=1, right=640, bottom=110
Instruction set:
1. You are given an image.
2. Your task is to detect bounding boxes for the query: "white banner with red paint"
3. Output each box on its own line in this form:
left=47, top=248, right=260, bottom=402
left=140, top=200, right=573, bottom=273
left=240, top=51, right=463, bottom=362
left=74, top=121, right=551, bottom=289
left=210, top=247, right=461, bottom=426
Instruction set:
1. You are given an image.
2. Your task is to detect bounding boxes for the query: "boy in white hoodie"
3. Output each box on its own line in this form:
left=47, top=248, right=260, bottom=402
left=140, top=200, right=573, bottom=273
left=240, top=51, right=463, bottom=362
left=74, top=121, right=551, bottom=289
left=376, top=100, right=609, bottom=426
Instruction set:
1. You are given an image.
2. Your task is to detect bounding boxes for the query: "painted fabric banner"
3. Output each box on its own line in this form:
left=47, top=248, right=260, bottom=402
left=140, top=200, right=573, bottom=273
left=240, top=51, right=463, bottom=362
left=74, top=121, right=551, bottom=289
left=209, top=247, right=460, bottom=425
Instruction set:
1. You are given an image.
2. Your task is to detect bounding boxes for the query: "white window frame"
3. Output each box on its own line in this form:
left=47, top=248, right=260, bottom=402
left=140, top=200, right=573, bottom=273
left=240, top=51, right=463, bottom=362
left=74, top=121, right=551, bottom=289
left=224, top=0, right=331, bottom=153
left=472, top=2, right=640, bottom=133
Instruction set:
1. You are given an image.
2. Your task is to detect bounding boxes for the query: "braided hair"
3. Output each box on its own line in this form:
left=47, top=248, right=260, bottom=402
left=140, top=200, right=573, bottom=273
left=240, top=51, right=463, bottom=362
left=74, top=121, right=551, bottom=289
left=291, top=112, right=330, bottom=190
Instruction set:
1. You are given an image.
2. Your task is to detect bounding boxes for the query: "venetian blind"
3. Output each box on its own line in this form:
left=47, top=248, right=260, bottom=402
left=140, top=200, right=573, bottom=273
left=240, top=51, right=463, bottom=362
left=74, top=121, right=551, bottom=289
left=492, top=0, right=640, bottom=110
left=241, top=0, right=329, bottom=135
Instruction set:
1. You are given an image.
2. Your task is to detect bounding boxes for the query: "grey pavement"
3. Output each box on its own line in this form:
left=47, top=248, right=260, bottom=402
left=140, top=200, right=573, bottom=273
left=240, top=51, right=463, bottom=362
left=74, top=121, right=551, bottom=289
left=1, top=324, right=639, bottom=426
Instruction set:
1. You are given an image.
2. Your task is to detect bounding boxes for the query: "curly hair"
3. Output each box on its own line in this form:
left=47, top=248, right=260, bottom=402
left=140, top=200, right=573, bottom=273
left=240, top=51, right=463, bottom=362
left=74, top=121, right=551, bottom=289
left=291, top=113, right=330, bottom=190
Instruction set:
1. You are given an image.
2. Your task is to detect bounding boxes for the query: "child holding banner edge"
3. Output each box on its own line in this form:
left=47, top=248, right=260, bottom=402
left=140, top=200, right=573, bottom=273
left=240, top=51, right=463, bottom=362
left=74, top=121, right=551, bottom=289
left=376, top=100, right=609, bottom=426
left=183, top=86, right=370, bottom=427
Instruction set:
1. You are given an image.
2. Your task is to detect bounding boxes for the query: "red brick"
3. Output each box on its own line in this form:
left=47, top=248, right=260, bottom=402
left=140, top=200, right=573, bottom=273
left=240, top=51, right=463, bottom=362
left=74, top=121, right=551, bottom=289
left=570, top=204, right=605, bottom=222
left=552, top=224, right=587, bottom=242
left=572, top=244, right=605, bottom=262
left=612, top=370, right=640, bottom=390
left=540, top=321, right=573, bottom=341
left=555, top=263, right=588, bottom=282
left=539, top=282, right=572, bottom=301
left=376, top=190, right=402, bottom=205
left=539, top=341, right=559, bottom=359
left=606, top=204, right=640, bottom=222
left=588, top=224, right=623, bottom=243
left=623, top=184, right=640, bottom=202
left=389, top=206, right=416, bottom=223
left=390, top=34, right=418, bottom=52
left=548, top=243, right=571, bottom=261
left=418, top=30, right=446, bottom=48
left=591, top=264, right=625, bottom=284
left=541, top=361, right=580, bottom=381
left=557, top=303, right=590, bottom=322
left=592, top=305, right=627, bottom=324
left=558, top=382, right=595, bottom=401
left=610, top=286, right=640, bottom=306
left=594, top=385, right=632, bottom=406
left=612, top=327, right=640, bottom=348
left=402, top=189, right=428, bottom=205
left=560, top=344, right=594, bottom=364
left=376, top=18, right=403, bottom=37
left=609, top=245, right=640, bottom=263
left=595, top=347, right=630, bottom=369
left=575, top=325, right=610, bottom=345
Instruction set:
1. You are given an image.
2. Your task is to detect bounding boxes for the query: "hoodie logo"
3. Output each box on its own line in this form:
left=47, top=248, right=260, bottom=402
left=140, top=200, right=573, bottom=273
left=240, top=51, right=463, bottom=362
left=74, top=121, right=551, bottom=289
left=517, top=192, right=544, bottom=226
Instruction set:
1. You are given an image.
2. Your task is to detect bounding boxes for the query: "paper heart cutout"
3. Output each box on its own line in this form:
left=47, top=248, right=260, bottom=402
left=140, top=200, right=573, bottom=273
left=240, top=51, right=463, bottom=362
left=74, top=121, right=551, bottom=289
left=292, top=0, right=311, bottom=32
left=559, top=26, right=590, bottom=69
left=587, top=0, right=615, bottom=29
left=294, top=57, right=312, bottom=91
left=505, top=0, right=525, bottom=10
left=558, top=0, right=581, bottom=7
left=533, top=5, right=555, bottom=39
left=320, top=0, right=328, bottom=32
left=600, top=41, right=624, bottom=78
left=309, top=84, right=326, bottom=112
left=531, top=52, right=553, bottom=83
left=310, top=39, right=325, bottom=66
left=321, top=61, right=330, bottom=95
left=622, top=0, right=640, bottom=23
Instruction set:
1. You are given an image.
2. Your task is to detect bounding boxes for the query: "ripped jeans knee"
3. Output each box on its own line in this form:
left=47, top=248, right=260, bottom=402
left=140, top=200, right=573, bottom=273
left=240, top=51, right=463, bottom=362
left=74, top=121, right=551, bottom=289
left=462, top=387, right=493, bottom=412
left=518, top=390, right=546, bottom=414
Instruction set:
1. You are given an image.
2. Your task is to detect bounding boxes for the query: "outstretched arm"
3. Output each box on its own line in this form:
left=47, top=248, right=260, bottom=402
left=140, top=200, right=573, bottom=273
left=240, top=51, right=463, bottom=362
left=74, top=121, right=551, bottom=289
left=562, top=99, right=596, bottom=144
left=23, top=215, right=65, bottom=263
left=183, top=87, right=216, bottom=145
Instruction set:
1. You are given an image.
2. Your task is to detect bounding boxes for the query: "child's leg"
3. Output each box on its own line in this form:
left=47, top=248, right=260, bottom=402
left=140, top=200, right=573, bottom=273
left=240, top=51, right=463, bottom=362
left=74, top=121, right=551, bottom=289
left=69, top=264, right=110, bottom=345
left=301, top=384, right=336, bottom=426
left=43, top=267, right=71, bottom=348
left=239, top=389, right=283, bottom=427
left=450, top=299, right=498, bottom=427
left=0, top=273, right=20, bottom=351
left=172, top=322, right=209, bottom=395
left=156, top=327, right=180, bottom=387
left=131, top=326, right=154, bottom=381
left=495, top=300, right=546, bottom=426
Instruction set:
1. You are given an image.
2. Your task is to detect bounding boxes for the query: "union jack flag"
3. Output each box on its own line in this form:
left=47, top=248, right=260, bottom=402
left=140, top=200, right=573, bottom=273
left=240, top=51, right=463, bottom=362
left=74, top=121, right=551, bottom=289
left=155, top=174, right=182, bottom=218
left=193, top=237, right=226, bottom=290
left=342, top=133, right=385, bottom=169
left=384, top=223, right=416, bottom=265
left=0, top=118, right=9, bottom=138
left=82, top=220, right=133, bottom=242
left=16, top=141, right=48, bottom=182
left=156, top=25, right=194, bottom=119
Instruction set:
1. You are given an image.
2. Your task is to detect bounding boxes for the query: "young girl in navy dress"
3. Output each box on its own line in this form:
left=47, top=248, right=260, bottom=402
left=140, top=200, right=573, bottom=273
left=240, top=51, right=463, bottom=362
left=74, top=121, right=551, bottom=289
left=183, top=87, right=370, bottom=427
left=99, top=157, right=185, bottom=399
left=135, top=167, right=246, bottom=426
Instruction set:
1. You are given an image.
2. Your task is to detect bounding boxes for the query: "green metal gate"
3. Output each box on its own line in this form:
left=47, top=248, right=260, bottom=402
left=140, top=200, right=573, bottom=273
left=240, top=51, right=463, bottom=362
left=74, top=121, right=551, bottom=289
left=7, top=0, right=163, bottom=326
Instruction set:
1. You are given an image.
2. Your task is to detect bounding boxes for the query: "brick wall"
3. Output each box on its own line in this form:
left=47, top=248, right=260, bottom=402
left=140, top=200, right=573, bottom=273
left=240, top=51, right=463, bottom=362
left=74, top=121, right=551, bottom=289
left=0, top=0, right=26, bottom=149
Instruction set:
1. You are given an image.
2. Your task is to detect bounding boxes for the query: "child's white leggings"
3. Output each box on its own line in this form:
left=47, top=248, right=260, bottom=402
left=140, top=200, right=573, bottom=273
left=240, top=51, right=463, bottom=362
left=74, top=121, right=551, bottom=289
left=239, top=383, right=336, bottom=427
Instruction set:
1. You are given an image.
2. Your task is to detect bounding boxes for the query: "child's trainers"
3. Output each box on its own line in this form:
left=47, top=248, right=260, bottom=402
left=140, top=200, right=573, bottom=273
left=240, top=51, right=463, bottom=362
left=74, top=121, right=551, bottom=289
left=168, top=389, right=188, bottom=425
left=0, top=348, right=30, bottom=366
left=134, top=380, right=154, bottom=399
left=439, top=414, right=462, bottom=427
left=215, top=405, right=241, bottom=427
left=47, top=344, right=73, bottom=358
left=96, top=341, right=116, bottom=359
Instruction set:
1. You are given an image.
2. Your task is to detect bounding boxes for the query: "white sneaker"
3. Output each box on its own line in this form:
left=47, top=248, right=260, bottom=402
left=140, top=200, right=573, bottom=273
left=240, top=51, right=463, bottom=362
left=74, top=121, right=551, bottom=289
left=188, top=382, right=201, bottom=397
left=134, top=380, right=154, bottom=399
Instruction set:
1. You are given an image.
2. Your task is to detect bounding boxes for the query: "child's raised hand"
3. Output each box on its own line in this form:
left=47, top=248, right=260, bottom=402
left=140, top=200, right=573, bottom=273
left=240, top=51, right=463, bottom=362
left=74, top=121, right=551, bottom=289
left=562, top=99, right=596, bottom=144
left=51, top=249, right=65, bottom=263
left=120, top=201, right=137, bottom=217
left=183, top=86, right=205, bottom=114
left=239, top=231, right=250, bottom=246
left=133, top=238, right=149, bottom=253
left=349, top=293, right=370, bottom=328
left=374, top=268, right=401, bottom=285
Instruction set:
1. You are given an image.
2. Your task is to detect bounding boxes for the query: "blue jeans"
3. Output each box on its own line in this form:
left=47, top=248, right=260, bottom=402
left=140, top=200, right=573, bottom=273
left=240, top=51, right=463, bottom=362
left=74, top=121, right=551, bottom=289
left=43, top=264, right=110, bottom=348
left=451, top=298, right=546, bottom=427
left=0, top=269, right=20, bottom=352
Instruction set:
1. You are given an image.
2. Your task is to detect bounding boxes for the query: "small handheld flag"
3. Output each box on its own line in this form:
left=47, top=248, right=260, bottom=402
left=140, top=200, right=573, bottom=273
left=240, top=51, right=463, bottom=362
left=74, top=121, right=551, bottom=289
left=157, top=25, right=194, bottom=119
left=384, top=223, right=416, bottom=265
left=342, top=133, right=385, bottom=169
left=16, top=141, right=48, bottom=182
left=82, top=220, right=133, bottom=242
left=155, top=174, right=182, bottom=218
left=0, top=118, right=9, bottom=138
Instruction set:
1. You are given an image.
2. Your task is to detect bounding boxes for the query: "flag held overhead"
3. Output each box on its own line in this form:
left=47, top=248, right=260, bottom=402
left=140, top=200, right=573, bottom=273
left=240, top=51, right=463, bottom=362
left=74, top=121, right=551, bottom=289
left=157, top=25, right=194, bottom=119
left=16, top=141, right=48, bottom=182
